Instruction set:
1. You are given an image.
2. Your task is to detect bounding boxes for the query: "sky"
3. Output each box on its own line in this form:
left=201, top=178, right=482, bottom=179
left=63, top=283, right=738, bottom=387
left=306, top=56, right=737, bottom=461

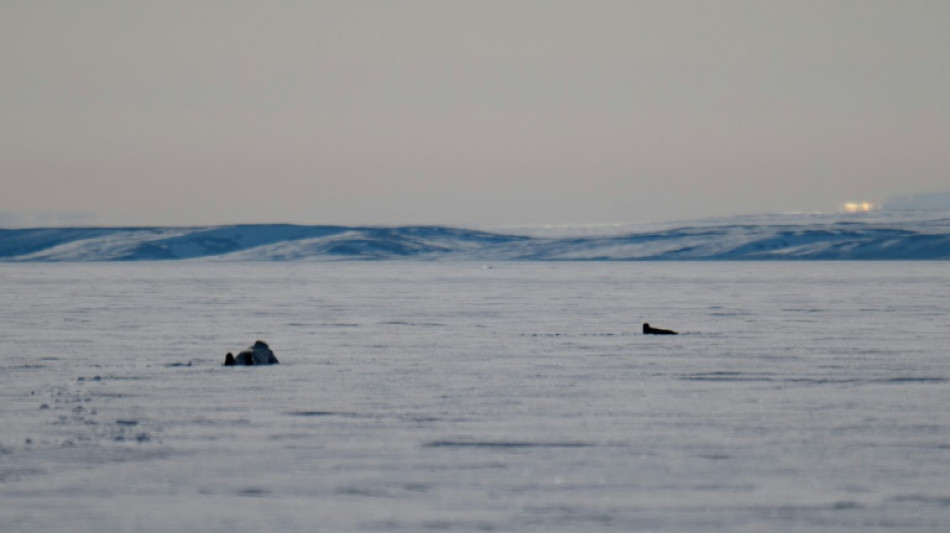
left=2, top=1, right=949, bottom=228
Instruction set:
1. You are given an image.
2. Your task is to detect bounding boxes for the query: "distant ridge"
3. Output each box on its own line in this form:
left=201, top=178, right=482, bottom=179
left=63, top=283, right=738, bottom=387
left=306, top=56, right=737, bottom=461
left=2, top=212, right=950, bottom=261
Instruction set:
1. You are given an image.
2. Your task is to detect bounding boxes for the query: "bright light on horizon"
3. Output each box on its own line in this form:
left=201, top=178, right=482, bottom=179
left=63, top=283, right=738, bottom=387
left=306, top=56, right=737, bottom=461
left=841, top=202, right=878, bottom=213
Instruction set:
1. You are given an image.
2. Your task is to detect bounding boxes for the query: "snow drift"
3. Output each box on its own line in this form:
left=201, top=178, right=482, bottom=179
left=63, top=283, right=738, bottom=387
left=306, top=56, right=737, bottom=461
left=2, top=212, right=949, bottom=261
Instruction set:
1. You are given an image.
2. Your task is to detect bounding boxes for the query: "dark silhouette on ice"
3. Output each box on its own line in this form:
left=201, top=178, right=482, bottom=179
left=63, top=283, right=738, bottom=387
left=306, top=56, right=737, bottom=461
left=224, top=340, right=279, bottom=366
left=643, top=323, right=678, bottom=335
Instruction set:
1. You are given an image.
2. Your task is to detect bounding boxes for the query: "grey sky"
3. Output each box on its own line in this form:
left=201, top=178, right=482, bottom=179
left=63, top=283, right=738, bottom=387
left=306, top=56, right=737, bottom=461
left=3, top=1, right=949, bottom=228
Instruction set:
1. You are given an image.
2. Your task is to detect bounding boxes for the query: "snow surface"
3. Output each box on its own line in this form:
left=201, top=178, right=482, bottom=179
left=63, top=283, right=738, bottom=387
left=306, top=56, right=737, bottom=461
left=2, top=211, right=950, bottom=261
left=2, top=261, right=950, bottom=532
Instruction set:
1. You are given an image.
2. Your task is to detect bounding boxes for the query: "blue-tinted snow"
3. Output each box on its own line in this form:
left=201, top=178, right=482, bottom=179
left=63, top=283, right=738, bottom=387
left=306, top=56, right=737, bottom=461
left=2, top=262, right=949, bottom=532
left=2, top=211, right=949, bottom=261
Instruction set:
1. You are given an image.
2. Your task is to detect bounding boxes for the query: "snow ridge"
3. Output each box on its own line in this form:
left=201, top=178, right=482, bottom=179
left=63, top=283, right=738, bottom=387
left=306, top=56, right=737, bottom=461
left=2, top=213, right=949, bottom=261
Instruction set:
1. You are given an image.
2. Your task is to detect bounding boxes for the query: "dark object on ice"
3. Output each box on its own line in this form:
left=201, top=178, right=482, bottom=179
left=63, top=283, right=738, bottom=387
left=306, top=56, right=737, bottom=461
left=643, top=323, right=678, bottom=335
left=224, top=340, right=279, bottom=366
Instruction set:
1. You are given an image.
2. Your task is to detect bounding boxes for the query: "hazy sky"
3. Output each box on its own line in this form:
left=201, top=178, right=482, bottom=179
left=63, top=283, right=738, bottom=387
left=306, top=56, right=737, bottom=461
left=3, top=1, right=949, bottom=228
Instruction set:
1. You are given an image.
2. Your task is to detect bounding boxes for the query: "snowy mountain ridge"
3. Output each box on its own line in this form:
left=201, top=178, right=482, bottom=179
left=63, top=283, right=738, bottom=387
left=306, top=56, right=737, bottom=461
left=2, top=212, right=950, bottom=261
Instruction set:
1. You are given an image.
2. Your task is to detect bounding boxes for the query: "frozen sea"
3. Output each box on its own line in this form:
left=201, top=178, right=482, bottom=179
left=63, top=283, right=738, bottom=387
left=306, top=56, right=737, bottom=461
left=2, top=261, right=949, bottom=532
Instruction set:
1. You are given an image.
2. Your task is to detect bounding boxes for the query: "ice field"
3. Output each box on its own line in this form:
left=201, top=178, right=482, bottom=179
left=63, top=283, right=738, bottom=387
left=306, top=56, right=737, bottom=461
left=2, top=261, right=950, bottom=531
left=3, top=211, right=950, bottom=261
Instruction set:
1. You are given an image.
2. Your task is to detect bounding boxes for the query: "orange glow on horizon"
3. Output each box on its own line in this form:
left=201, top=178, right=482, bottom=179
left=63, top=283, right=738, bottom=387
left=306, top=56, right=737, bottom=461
left=842, top=202, right=878, bottom=213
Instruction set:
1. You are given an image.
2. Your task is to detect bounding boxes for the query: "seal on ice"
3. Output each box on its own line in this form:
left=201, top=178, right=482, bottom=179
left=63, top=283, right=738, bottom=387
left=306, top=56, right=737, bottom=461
left=643, top=323, right=678, bottom=335
left=224, top=340, right=279, bottom=366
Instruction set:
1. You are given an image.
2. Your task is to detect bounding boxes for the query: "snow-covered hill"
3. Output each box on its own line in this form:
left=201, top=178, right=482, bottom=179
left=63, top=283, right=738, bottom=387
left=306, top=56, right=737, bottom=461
left=2, top=212, right=949, bottom=261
